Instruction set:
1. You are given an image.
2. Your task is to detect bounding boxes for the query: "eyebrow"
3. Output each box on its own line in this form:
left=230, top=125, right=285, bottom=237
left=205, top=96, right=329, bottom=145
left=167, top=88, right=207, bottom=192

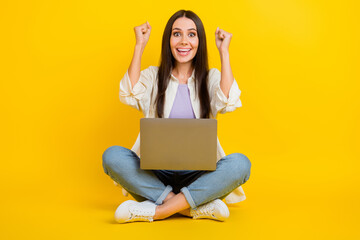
left=172, top=27, right=197, bottom=31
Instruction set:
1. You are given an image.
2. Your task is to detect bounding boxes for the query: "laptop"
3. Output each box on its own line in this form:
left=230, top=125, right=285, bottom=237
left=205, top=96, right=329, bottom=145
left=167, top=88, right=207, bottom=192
left=140, top=118, right=217, bottom=170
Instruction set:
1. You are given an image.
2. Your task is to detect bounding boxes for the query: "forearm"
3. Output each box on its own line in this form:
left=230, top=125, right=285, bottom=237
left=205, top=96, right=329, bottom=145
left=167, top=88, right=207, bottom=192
left=128, top=44, right=145, bottom=88
left=219, top=50, right=234, bottom=98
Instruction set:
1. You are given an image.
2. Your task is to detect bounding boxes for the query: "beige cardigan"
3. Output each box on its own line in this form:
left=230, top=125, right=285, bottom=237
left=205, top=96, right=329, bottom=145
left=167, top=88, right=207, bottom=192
left=117, top=66, right=246, bottom=204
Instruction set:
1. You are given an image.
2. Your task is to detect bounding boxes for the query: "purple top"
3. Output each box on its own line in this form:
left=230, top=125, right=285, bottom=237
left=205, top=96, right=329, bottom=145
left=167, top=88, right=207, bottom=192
left=169, top=84, right=196, bottom=119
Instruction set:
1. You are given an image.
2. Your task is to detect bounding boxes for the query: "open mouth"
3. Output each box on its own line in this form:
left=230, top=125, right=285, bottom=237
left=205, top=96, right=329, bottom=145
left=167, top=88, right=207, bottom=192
left=176, top=48, right=192, bottom=56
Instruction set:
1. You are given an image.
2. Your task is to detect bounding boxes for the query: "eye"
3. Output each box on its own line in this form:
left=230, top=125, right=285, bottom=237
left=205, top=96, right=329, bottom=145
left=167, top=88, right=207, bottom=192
left=189, top=32, right=196, bottom=37
left=173, top=32, right=180, bottom=37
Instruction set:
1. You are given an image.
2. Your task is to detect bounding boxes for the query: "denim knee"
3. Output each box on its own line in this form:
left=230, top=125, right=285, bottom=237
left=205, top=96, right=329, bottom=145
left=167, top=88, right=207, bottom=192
left=102, top=145, right=129, bottom=174
left=227, top=153, right=251, bottom=184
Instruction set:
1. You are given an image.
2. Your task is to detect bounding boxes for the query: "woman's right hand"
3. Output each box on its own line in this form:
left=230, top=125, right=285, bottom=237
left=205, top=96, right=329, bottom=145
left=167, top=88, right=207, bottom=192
left=134, top=21, right=152, bottom=49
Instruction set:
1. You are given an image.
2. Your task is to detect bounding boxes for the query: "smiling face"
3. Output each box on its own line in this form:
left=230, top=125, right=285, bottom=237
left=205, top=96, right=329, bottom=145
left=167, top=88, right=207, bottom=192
left=170, top=17, right=199, bottom=65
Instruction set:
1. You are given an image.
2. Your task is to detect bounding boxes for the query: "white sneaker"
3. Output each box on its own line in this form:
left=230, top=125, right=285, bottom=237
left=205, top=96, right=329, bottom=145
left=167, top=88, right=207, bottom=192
left=114, top=200, right=156, bottom=223
left=190, top=199, right=230, bottom=221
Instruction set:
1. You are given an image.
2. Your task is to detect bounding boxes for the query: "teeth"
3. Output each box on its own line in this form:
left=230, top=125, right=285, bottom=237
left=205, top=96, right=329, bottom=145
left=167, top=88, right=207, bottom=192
left=178, top=49, right=191, bottom=52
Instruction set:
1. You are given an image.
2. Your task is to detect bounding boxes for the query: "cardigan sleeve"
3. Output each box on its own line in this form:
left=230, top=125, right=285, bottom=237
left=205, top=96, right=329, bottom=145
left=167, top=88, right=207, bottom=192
left=208, top=68, right=242, bottom=117
left=119, top=66, right=158, bottom=113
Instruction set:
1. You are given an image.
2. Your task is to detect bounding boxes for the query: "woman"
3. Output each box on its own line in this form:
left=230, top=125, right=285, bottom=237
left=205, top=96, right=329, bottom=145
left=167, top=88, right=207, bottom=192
left=102, top=10, right=251, bottom=223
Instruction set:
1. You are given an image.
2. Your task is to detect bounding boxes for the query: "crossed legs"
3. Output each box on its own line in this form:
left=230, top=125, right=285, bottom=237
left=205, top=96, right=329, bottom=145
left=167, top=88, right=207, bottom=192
left=102, top=145, right=251, bottom=220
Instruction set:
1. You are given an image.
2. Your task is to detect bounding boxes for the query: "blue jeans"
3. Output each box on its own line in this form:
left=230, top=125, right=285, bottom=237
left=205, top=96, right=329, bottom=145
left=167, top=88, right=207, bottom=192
left=102, top=145, right=251, bottom=209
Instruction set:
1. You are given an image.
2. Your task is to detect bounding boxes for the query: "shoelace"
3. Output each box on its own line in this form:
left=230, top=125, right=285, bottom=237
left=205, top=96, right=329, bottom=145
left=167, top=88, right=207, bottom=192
left=193, top=205, right=216, bottom=219
left=128, top=206, right=154, bottom=222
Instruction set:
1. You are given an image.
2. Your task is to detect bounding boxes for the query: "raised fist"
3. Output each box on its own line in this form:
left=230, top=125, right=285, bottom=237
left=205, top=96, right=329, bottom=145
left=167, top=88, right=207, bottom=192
left=134, top=21, right=152, bottom=48
left=215, top=27, right=233, bottom=53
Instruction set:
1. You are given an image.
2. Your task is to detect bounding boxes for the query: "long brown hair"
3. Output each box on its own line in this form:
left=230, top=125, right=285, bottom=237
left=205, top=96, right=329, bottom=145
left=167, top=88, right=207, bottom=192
left=155, top=10, right=210, bottom=118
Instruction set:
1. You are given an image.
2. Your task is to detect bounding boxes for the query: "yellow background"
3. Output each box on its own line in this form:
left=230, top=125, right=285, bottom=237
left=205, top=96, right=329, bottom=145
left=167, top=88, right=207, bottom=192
left=1, top=0, right=359, bottom=239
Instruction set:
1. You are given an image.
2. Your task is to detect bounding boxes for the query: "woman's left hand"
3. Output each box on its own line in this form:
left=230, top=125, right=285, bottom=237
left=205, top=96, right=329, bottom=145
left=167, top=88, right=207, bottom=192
left=215, top=27, right=233, bottom=54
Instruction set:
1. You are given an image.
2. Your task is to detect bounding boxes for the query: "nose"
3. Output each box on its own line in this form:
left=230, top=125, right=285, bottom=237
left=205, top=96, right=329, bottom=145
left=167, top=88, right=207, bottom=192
left=180, top=35, right=189, bottom=45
